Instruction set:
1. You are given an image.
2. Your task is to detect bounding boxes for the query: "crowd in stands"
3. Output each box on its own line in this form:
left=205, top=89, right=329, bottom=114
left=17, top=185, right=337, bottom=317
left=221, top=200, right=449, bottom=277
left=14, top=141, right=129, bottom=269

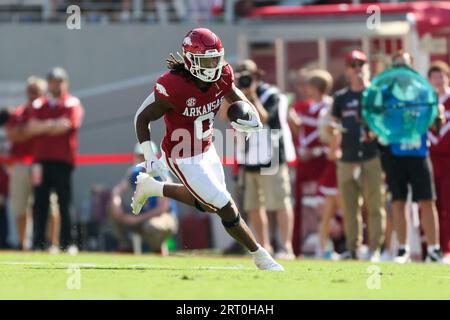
left=0, top=0, right=392, bottom=23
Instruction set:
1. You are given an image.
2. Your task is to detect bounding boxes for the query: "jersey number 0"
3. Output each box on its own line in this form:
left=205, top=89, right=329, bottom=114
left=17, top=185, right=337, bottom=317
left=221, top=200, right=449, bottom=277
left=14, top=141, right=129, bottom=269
left=194, top=112, right=215, bottom=140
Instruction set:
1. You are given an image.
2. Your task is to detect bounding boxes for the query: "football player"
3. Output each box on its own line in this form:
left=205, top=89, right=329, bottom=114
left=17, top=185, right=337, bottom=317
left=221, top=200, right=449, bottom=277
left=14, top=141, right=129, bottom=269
left=132, top=28, right=284, bottom=271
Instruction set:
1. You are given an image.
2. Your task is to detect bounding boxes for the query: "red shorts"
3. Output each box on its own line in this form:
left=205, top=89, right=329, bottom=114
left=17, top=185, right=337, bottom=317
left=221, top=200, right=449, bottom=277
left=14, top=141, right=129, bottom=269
left=318, top=161, right=338, bottom=197
left=296, top=156, right=327, bottom=182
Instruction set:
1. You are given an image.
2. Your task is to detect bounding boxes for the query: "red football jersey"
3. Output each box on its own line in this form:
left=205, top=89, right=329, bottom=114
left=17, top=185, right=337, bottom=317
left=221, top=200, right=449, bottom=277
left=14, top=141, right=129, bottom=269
left=6, top=104, right=34, bottom=160
left=429, top=93, right=450, bottom=157
left=30, top=94, right=84, bottom=165
left=293, top=97, right=331, bottom=159
left=155, top=64, right=234, bottom=158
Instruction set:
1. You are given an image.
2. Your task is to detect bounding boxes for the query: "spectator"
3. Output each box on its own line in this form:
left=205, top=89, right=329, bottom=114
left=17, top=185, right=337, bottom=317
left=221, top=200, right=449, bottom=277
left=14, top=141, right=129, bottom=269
left=187, top=0, right=216, bottom=23
left=378, top=51, right=443, bottom=263
left=4, top=76, right=46, bottom=250
left=305, top=69, right=341, bottom=260
left=428, top=61, right=450, bottom=261
left=120, top=0, right=133, bottom=21
left=231, top=59, right=295, bottom=259
left=330, top=50, right=386, bottom=261
left=290, top=68, right=328, bottom=256
left=28, top=67, right=84, bottom=253
left=109, top=143, right=178, bottom=255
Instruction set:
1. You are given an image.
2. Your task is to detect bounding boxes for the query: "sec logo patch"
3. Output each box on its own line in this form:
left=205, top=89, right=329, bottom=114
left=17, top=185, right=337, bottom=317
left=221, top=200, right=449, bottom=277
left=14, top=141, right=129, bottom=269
left=186, top=97, right=197, bottom=107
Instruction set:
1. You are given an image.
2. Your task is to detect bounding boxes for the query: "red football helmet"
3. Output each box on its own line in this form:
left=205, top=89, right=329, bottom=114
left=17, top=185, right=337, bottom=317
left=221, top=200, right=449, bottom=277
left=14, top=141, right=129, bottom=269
left=182, top=28, right=224, bottom=82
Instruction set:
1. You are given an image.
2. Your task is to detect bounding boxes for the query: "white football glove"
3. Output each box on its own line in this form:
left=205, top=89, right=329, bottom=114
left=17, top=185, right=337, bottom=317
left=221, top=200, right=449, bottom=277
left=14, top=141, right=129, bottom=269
left=137, top=159, right=168, bottom=181
left=230, top=106, right=263, bottom=133
left=138, top=141, right=168, bottom=181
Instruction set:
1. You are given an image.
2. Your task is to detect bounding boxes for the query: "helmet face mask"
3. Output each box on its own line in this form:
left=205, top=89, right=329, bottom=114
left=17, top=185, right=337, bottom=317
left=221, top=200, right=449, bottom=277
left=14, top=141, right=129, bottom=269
left=182, top=28, right=225, bottom=83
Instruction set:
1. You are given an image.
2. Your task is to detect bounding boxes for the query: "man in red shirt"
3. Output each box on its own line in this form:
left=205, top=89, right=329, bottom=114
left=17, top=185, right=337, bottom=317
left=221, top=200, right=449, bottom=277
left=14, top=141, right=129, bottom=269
left=29, top=67, right=84, bottom=252
left=428, top=61, right=450, bottom=260
left=4, top=76, right=47, bottom=249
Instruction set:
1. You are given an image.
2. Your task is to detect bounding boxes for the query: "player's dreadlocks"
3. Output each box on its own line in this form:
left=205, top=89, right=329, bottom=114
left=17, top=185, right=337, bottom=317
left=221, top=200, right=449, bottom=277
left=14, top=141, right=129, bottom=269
left=166, top=53, right=190, bottom=76
left=166, top=53, right=230, bottom=90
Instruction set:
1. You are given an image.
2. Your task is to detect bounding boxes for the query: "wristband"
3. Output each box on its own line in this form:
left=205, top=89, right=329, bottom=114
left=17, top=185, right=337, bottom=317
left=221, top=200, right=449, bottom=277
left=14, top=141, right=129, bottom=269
left=140, top=141, right=156, bottom=161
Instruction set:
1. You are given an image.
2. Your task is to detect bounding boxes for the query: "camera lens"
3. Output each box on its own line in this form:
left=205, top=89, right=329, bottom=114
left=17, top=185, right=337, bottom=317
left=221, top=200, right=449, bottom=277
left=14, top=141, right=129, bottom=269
left=238, top=75, right=252, bottom=88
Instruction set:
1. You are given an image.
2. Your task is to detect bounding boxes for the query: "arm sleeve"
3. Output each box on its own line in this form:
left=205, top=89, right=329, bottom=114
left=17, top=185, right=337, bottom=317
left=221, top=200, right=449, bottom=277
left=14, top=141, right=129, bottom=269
left=154, top=74, right=177, bottom=105
left=222, top=64, right=235, bottom=95
left=69, top=103, right=84, bottom=130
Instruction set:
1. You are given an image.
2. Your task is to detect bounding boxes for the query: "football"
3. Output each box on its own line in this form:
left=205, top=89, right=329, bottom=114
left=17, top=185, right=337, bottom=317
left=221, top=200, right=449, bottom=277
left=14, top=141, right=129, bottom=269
left=227, top=100, right=251, bottom=123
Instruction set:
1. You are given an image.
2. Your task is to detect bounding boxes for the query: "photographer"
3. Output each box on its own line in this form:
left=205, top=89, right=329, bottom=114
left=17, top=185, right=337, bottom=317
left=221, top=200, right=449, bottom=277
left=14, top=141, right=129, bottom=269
left=226, top=59, right=295, bottom=259
left=109, top=143, right=178, bottom=255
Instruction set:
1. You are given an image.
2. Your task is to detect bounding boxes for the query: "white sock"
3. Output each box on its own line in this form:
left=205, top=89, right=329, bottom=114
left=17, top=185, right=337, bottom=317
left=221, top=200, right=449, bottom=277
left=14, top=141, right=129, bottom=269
left=153, top=179, right=165, bottom=197
left=139, top=172, right=165, bottom=197
left=399, top=244, right=410, bottom=252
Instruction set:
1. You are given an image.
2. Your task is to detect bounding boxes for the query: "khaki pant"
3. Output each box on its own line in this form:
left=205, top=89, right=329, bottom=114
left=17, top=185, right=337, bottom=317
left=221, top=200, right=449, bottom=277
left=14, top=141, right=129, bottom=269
left=9, top=164, right=33, bottom=217
left=141, top=212, right=178, bottom=250
left=244, top=164, right=292, bottom=212
left=337, top=157, right=386, bottom=252
left=112, top=212, right=178, bottom=251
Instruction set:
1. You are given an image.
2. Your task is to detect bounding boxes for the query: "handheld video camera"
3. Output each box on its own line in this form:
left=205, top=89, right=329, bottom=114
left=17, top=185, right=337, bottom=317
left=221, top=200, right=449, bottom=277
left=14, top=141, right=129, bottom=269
left=237, top=72, right=253, bottom=89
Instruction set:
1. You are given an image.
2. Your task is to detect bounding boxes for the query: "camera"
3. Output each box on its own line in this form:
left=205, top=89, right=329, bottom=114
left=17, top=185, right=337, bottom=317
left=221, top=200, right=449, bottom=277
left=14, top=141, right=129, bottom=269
left=237, top=73, right=253, bottom=89
left=0, top=109, right=11, bottom=127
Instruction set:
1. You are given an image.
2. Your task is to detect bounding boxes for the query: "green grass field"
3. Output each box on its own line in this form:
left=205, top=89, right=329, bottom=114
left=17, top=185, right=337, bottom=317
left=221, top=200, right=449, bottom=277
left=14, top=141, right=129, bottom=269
left=0, top=251, right=449, bottom=299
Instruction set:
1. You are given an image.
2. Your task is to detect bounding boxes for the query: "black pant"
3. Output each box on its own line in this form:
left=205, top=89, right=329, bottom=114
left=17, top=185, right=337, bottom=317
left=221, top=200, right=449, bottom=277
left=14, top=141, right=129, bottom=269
left=0, top=203, right=8, bottom=249
left=379, top=145, right=436, bottom=202
left=33, top=161, right=73, bottom=250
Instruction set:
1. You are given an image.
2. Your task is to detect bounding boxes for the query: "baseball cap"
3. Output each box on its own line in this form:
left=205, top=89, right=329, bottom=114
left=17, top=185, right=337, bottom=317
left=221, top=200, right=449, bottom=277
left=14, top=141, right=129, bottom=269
left=47, top=67, right=68, bottom=81
left=235, top=59, right=264, bottom=77
left=345, top=50, right=367, bottom=64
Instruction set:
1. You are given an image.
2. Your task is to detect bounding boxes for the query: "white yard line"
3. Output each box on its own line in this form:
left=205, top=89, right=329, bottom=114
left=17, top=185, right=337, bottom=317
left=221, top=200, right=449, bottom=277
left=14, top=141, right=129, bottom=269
left=0, top=261, right=252, bottom=270
left=0, top=261, right=47, bottom=266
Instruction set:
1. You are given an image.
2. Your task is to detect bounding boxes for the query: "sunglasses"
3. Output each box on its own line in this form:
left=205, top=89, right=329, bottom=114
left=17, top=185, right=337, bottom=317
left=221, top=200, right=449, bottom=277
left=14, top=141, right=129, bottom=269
left=349, top=61, right=366, bottom=68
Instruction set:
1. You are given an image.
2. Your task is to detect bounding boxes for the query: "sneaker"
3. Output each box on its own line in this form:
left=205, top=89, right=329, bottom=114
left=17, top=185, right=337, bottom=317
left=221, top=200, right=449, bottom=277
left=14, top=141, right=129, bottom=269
left=48, top=245, right=60, bottom=255
left=131, top=172, right=163, bottom=215
left=369, top=250, right=381, bottom=263
left=274, top=251, right=296, bottom=261
left=339, top=250, right=357, bottom=260
left=251, top=246, right=285, bottom=271
left=443, top=255, right=450, bottom=265
left=426, top=248, right=443, bottom=263
left=67, top=245, right=79, bottom=256
left=322, top=251, right=340, bottom=261
left=394, top=248, right=411, bottom=264
left=380, top=250, right=392, bottom=262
